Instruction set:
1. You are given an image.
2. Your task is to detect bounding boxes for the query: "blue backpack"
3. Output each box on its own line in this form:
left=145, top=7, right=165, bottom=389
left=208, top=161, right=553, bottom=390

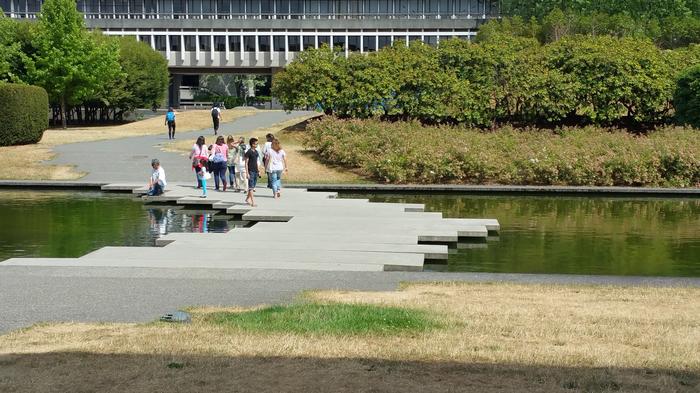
left=166, top=111, right=175, bottom=121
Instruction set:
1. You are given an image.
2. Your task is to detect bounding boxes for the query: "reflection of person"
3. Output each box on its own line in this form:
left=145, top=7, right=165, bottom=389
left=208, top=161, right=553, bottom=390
left=244, top=137, right=260, bottom=207
left=165, top=107, right=176, bottom=140
left=265, top=138, right=288, bottom=199
left=147, top=159, right=167, bottom=196
left=211, top=103, right=222, bottom=135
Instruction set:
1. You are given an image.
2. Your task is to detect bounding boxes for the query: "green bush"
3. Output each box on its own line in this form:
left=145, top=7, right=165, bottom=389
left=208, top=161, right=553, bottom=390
left=674, top=65, right=700, bottom=128
left=0, top=83, right=49, bottom=146
left=305, top=117, right=700, bottom=187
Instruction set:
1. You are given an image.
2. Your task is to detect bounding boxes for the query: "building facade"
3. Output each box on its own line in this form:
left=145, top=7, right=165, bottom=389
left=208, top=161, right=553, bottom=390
left=3, top=0, right=500, bottom=105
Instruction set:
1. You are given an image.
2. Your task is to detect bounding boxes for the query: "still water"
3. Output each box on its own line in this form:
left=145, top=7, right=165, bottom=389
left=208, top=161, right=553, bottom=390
left=0, top=190, right=238, bottom=261
left=341, top=193, right=700, bottom=277
left=1, top=190, right=698, bottom=277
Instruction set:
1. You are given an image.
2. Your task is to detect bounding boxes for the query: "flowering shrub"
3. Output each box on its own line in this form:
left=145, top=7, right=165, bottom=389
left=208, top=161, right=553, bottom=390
left=304, top=117, right=700, bottom=187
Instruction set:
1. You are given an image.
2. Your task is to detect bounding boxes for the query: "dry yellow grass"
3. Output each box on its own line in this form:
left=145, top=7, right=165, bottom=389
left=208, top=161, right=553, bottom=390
left=161, top=113, right=367, bottom=184
left=0, top=109, right=256, bottom=181
left=1, top=282, right=698, bottom=392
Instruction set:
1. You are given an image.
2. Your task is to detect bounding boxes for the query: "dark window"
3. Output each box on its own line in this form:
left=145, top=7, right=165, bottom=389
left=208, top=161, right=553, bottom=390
left=470, top=0, right=480, bottom=14
left=261, top=0, right=273, bottom=17
left=214, top=35, right=227, bottom=51
left=440, top=0, right=451, bottom=16
left=378, top=35, right=391, bottom=48
left=158, top=0, right=172, bottom=14
left=144, top=0, right=157, bottom=14
left=154, top=35, right=167, bottom=51
left=244, top=36, right=256, bottom=52
left=305, top=0, right=319, bottom=16
left=187, top=0, right=201, bottom=15
left=393, top=35, right=407, bottom=45
left=229, top=35, right=241, bottom=51
left=128, top=0, right=142, bottom=13
left=424, top=35, right=437, bottom=46
left=273, top=36, right=285, bottom=51
left=288, top=36, right=300, bottom=51
left=139, top=35, right=151, bottom=44
left=409, top=35, right=421, bottom=42
left=348, top=0, right=360, bottom=15
left=456, top=0, right=468, bottom=14
left=231, top=0, right=244, bottom=15
left=362, top=36, right=376, bottom=52
left=185, top=35, right=197, bottom=50
left=439, top=35, right=452, bottom=43
left=258, top=35, right=270, bottom=51
left=173, top=0, right=185, bottom=14
left=275, top=0, right=288, bottom=16
left=378, top=0, right=390, bottom=15
left=397, top=0, right=408, bottom=15
left=100, top=0, right=114, bottom=14
left=199, top=35, right=211, bottom=51
left=319, top=0, right=330, bottom=16
left=217, top=0, right=230, bottom=15
left=409, top=0, right=420, bottom=14
left=114, top=0, right=128, bottom=14
left=170, top=35, right=182, bottom=51
left=318, top=35, right=330, bottom=47
left=182, top=75, right=199, bottom=86
left=202, top=0, right=215, bottom=16
left=335, top=0, right=347, bottom=14
left=347, top=36, right=360, bottom=51
left=333, top=36, right=345, bottom=50
left=303, top=36, right=315, bottom=50
left=246, top=0, right=258, bottom=16
left=290, top=0, right=302, bottom=18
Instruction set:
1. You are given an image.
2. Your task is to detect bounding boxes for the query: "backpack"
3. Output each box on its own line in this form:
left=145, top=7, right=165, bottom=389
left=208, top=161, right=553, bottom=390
left=211, top=107, right=219, bottom=118
left=166, top=111, right=175, bottom=121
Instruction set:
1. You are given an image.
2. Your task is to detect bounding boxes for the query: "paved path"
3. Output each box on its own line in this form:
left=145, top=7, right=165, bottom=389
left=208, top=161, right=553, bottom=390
left=50, top=110, right=313, bottom=183
left=1, top=265, right=698, bottom=334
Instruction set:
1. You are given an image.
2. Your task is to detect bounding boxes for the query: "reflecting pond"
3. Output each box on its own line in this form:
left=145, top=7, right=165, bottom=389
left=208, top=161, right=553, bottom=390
left=340, top=193, right=700, bottom=277
left=0, top=190, right=240, bottom=261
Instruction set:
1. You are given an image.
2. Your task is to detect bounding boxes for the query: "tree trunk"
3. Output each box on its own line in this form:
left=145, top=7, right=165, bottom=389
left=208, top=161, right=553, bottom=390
left=60, top=95, right=67, bottom=129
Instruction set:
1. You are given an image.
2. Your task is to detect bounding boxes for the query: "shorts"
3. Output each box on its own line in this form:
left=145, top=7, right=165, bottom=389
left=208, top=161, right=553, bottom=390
left=248, top=171, right=258, bottom=190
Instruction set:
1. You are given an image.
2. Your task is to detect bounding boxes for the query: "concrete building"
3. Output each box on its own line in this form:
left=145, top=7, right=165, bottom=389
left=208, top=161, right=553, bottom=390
left=3, top=0, right=500, bottom=106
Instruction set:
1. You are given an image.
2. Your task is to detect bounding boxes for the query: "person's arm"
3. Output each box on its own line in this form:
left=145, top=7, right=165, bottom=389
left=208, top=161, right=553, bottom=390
left=283, top=153, right=288, bottom=173
left=245, top=151, right=250, bottom=174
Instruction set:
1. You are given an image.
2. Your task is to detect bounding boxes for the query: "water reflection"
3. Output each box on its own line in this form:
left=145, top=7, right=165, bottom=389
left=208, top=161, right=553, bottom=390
left=341, top=193, right=700, bottom=277
left=0, top=191, right=238, bottom=261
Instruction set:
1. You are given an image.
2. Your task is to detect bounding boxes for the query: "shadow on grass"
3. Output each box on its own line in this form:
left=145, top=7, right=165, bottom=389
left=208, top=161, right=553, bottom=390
left=0, top=352, right=697, bottom=393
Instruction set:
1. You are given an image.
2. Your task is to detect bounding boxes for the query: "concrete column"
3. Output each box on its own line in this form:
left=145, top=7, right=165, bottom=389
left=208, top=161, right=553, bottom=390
left=166, top=35, right=171, bottom=59
left=180, top=34, right=185, bottom=58
left=375, top=35, right=378, bottom=51
left=210, top=35, right=214, bottom=60
left=169, top=74, right=182, bottom=108
left=255, top=32, right=259, bottom=62
left=196, top=35, right=200, bottom=61
left=284, top=34, right=288, bottom=61
left=225, top=34, right=230, bottom=62
left=150, top=34, right=154, bottom=49
left=240, top=33, right=244, bottom=63
left=345, top=35, right=348, bottom=57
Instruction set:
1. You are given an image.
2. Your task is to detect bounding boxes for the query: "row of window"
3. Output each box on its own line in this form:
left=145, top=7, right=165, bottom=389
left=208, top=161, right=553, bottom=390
left=3, top=0, right=498, bottom=17
left=139, top=33, right=467, bottom=52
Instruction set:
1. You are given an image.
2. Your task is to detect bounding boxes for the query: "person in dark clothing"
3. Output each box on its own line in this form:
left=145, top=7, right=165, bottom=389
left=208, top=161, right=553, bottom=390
left=211, top=103, right=222, bottom=135
left=244, top=137, right=260, bottom=207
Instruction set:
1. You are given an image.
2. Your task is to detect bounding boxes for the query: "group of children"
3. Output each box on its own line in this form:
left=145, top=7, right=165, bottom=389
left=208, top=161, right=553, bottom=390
left=188, top=133, right=287, bottom=207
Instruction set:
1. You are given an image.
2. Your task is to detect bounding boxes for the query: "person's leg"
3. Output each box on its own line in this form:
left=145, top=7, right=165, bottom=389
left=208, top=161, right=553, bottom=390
left=154, top=183, right=163, bottom=196
left=220, top=164, right=227, bottom=191
left=172, top=122, right=175, bottom=139
left=269, top=171, right=279, bottom=195
left=201, top=177, right=207, bottom=197
left=213, top=162, right=220, bottom=190
left=228, top=165, right=235, bottom=187
left=194, top=166, right=201, bottom=188
left=275, top=170, right=283, bottom=196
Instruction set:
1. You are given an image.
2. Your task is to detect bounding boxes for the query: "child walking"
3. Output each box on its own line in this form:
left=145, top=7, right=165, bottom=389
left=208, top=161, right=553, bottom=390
left=234, top=136, right=247, bottom=192
left=265, top=138, right=288, bottom=199
left=196, top=158, right=210, bottom=198
left=244, top=137, right=260, bottom=207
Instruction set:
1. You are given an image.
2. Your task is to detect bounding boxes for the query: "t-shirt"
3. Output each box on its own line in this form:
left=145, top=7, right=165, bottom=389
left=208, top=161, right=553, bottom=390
left=211, top=107, right=221, bottom=119
left=268, top=149, right=286, bottom=172
left=151, top=166, right=166, bottom=187
left=244, top=148, right=259, bottom=173
left=212, top=143, right=228, bottom=163
left=166, top=111, right=175, bottom=122
left=191, top=144, right=208, bottom=164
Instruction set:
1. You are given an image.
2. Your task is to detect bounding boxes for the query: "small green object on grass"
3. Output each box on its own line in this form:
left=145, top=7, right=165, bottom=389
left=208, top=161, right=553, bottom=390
left=208, top=303, right=442, bottom=336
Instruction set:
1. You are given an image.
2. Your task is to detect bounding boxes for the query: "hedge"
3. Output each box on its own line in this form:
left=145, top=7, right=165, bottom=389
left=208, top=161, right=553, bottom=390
left=304, top=117, right=700, bottom=188
left=0, top=83, right=49, bottom=146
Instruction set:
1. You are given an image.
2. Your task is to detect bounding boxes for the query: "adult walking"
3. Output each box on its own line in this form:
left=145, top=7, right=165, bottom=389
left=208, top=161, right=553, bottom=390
left=262, top=133, right=274, bottom=188
left=211, top=103, right=222, bottom=135
left=266, top=138, right=288, bottom=199
left=189, top=136, right=208, bottom=188
left=211, top=135, right=229, bottom=191
left=226, top=135, right=239, bottom=191
left=233, top=136, right=248, bottom=193
left=165, top=107, right=176, bottom=140
left=244, top=137, right=261, bottom=207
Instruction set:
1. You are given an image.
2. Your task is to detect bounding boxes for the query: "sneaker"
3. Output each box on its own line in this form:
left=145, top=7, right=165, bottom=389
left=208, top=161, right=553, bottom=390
left=200, top=195, right=207, bottom=198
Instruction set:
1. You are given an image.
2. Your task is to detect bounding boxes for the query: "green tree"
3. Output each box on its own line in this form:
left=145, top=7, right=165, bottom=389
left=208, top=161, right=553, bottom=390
left=272, top=45, right=346, bottom=114
left=29, top=0, right=121, bottom=128
left=113, top=36, right=168, bottom=112
left=674, top=64, right=700, bottom=127
left=546, top=36, right=673, bottom=123
left=0, top=14, right=33, bottom=83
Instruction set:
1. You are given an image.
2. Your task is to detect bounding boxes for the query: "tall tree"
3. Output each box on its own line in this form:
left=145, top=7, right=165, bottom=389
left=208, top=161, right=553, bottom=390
left=30, top=0, right=120, bottom=128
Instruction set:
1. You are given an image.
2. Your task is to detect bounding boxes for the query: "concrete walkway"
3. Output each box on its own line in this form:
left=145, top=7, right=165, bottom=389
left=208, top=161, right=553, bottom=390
left=50, top=110, right=313, bottom=183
